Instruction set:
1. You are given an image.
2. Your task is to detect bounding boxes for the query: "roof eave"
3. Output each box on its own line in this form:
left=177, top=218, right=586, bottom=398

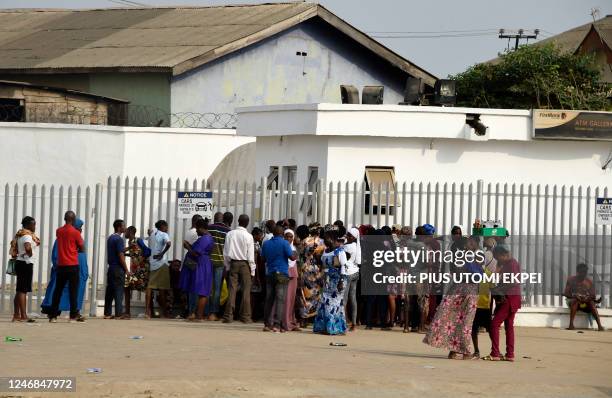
left=0, top=66, right=173, bottom=74
left=172, top=4, right=438, bottom=86
left=172, top=5, right=319, bottom=76
left=574, top=24, right=612, bottom=54
left=314, top=5, right=437, bottom=87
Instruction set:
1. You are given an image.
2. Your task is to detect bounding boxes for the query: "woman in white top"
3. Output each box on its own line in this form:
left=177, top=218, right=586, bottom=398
left=11, top=216, right=40, bottom=322
left=342, top=227, right=361, bottom=331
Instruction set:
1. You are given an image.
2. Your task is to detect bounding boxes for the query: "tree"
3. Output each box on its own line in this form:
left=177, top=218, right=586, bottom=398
left=451, top=43, right=611, bottom=110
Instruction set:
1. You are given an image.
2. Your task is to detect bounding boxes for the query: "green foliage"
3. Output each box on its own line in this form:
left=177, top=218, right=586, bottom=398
left=451, top=43, right=611, bottom=110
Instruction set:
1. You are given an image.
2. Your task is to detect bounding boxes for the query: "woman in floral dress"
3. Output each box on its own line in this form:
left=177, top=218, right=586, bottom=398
left=298, top=226, right=325, bottom=323
left=313, top=229, right=347, bottom=335
left=123, top=226, right=149, bottom=318
left=423, top=236, right=483, bottom=359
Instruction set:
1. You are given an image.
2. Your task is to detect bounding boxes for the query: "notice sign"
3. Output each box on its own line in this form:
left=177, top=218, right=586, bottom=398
left=177, top=192, right=214, bottom=220
left=596, top=198, right=612, bottom=225
left=533, top=110, right=612, bottom=141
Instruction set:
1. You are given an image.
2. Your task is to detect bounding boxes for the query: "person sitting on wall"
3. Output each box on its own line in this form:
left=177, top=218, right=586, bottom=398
left=564, top=263, right=605, bottom=331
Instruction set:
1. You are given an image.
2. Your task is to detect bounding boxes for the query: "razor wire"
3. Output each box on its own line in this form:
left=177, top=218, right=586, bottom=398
left=0, top=103, right=237, bottom=129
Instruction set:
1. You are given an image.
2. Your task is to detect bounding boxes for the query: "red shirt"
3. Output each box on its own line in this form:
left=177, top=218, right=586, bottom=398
left=56, top=224, right=84, bottom=266
left=500, top=258, right=522, bottom=311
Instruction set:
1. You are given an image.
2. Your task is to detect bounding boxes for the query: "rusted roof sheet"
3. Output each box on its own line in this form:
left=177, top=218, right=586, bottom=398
left=0, top=2, right=436, bottom=85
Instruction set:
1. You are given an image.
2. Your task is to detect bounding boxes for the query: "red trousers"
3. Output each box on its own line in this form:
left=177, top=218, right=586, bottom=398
left=489, top=299, right=517, bottom=359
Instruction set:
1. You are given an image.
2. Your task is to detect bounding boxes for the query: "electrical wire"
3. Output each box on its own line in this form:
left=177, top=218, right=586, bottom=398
left=367, top=28, right=499, bottom=34
left=371, top=32, right=498, bottom=39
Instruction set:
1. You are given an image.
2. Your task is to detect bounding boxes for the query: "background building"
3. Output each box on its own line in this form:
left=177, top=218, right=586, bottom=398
left=0, top=80, right=127, bottom=125
left=0, top=3, right=436, bottom=125
left=503, top=14, right=612, bottom=84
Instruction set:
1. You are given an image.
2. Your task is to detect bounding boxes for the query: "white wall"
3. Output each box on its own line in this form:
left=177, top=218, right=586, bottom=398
left=122, top=128, right=253, bottom=180
left=238, top=103, right=532, bottom=139
left=240, top=103, right=612, bottom=188
left=326, top=136, right=612, bottom=187
left=0, top=123, right=125, bottom=186
left=255, top=135, right=328, bottom=186
left=0, top=123, right=254, bottom=186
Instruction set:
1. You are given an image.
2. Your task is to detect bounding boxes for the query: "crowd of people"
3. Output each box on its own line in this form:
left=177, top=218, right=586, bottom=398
left=9, top=209, right=606, bottom=362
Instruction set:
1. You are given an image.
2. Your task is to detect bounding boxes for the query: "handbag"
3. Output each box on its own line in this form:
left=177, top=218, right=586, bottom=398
left=6, top=259, right=17, bottom=276
left=183, top=255, right=198, bottom=271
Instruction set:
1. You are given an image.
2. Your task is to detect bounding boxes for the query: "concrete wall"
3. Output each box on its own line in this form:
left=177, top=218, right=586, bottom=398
left=326, top=135, right=612, bottom=187
left=121, top=128, right=251, bottom=180
left=0, top=122, right=253, bottom=186
left=240, top=104, right=612, bottom=188
left=254, top=135, right=328, bottom=186
left=171, top=19, right=406, bottom=116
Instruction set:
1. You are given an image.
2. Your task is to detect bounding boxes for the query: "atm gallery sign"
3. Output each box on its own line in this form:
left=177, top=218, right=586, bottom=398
left=533, top=109, right=612, bottom=140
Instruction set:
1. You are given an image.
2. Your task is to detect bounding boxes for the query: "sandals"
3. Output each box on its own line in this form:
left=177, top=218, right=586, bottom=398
left=481, top=355, right=502, bottom=361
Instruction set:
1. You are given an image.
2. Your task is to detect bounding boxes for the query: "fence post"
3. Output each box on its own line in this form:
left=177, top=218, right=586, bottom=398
left=259, top=177, right=267, bottom=223
left=476, top=179, right=484, bottom=221
left=1, top=184, right=9, bottom=312
left=89, top=183, right=102, bottom=317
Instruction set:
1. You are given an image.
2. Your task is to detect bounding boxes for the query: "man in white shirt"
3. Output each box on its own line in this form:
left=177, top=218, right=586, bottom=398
left=222, top=214, right=255, bottom=323
left=146, top=220, right=172, bottom=318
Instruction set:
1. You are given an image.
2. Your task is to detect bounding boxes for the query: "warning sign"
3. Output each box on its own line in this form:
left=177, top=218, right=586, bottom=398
left=596, top=198, right=612, bottom=225
left=177, top=192, right=214, bottom=220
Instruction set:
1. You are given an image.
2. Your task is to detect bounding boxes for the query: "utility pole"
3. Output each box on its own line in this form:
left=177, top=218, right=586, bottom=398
left=498, top=29, right=540, bottom=50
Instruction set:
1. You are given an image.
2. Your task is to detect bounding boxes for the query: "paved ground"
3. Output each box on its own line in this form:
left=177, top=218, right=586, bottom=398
left=1, top=316, right=611, bottom=398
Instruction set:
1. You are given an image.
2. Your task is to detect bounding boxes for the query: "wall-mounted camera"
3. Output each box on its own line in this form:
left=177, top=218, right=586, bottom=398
left=466, top=113, right=488, bottom=136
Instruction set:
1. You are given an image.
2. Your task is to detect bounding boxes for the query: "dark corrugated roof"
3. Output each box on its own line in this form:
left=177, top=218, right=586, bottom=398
left=0, top=3, right=437, bottom=85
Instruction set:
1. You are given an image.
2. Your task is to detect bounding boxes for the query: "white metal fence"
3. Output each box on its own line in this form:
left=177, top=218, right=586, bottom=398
left=1, top=176, right=610, bottom=315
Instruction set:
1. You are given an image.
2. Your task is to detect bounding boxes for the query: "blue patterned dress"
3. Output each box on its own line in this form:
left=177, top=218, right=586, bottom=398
left=313, top=249, right=348, bottom=335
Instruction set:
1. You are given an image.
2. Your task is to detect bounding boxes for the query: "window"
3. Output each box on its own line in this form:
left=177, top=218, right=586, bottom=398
left=0, top=98, right=24, bottom=122
left=267, top=167, right=279, bottom=190
left=364, top=166, right=398, bottom=215
left=283, top=166, right=297, bottom=188
left=300, top=167, right=318, bottom=215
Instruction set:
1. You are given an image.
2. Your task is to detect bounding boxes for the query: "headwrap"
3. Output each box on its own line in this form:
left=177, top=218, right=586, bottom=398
left=359, top=224, right=373, bottom=236
left=422, top=223, right=436, bottom=236
left=74, top=218, right=84, bottom=229
left=284, top=229, right=295, bottom=238
left=348, top=227, right=361, bottom=265
left=9, top=228, right=41, bottom=258
left=323, top=224, right=338, bottom=233
left=308, top=222, right=321, bottom=235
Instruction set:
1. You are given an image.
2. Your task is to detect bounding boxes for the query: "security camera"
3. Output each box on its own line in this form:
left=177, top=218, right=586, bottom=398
left=466, top=114, right=488, bottom=136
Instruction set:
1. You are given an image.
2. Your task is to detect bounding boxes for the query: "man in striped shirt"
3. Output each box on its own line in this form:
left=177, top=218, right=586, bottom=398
left=205, top=211, right=232, bottom=320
